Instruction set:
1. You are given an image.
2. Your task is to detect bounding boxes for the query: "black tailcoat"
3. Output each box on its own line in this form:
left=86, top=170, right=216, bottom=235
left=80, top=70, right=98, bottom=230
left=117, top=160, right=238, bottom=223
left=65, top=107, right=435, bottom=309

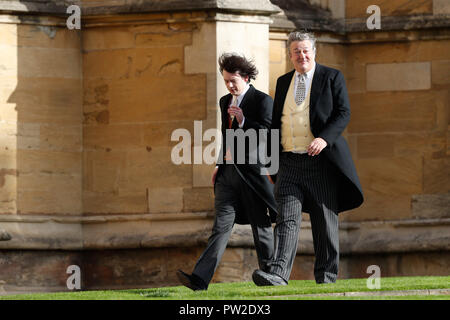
left=216, top=85, right=278, bottom=224
left=271, top=64, right=364, bottom=213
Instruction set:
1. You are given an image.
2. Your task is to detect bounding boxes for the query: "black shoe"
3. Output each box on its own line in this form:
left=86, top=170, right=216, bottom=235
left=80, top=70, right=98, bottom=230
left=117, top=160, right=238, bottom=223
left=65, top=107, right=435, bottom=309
left=176, top=270, right=207, bottom=291
left=252, top=269, right=288, bottom=286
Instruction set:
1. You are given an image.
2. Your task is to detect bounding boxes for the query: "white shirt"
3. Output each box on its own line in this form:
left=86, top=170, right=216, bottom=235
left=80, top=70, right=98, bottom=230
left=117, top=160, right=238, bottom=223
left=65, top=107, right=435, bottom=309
left=229, top=83, right=250, bottom=128
left=293, top=62, right=316, bottom=101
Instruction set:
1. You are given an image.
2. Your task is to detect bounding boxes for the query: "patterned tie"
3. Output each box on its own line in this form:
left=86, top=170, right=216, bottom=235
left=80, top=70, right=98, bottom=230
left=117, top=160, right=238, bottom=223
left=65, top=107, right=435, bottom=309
left=229, top=96, right=238, bottom=128
left=295, top=74, right=306, bottom=105
left=225, top=96, right=237, bottom=161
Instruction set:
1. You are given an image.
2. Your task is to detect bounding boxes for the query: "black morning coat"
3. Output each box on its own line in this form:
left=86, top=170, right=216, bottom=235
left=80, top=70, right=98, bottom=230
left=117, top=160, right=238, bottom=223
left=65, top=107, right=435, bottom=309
left=271, top=64, right=364, bottom=214
left=216, top=85, right=278, bottom=225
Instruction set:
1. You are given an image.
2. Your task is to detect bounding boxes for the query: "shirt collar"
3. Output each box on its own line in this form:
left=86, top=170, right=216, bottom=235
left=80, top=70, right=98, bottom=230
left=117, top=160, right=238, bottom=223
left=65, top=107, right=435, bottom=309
left=232, top=83, right=250, bottom=106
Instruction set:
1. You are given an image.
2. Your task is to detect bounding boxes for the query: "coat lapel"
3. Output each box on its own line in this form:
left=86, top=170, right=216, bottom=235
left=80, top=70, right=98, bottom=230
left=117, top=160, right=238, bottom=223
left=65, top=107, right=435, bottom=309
left=227, top=85, right=255, bottom=129
left=309, top=63, right=326, bottom=125
left=278, top=70, right=295, bottom=112
left=238, top=85, right=254, bottom=113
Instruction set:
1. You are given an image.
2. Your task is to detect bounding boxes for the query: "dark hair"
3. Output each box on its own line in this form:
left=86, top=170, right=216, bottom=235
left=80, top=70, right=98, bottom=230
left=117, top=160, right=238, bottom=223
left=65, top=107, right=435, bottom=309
left=218, top=53, right=258, bottom=82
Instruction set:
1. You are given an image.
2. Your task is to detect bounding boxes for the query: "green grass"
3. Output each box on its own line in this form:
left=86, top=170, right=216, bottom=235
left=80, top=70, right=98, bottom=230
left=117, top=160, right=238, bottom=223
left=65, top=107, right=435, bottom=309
left=1, top=276, right=449, bottom=300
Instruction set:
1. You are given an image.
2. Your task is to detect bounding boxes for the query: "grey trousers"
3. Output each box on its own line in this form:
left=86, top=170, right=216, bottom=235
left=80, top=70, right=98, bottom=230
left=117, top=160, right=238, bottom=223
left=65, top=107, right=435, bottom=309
left=192, top=164, right=274, bottom=287
left=270, top=152, right=339, bottom=283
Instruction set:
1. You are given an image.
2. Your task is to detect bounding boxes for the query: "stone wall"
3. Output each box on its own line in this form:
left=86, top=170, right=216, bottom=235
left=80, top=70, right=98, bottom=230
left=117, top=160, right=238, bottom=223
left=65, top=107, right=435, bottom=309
left=0, top=0, right=280, bottom=293
left=0, top=0, right=448, bottom=293
left=0, top=21, right=83, bottom=216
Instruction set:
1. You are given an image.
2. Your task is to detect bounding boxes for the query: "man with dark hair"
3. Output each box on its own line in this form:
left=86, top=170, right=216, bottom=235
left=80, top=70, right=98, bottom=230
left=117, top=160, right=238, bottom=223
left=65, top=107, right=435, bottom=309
left=252, top=31, right=364, bottom=286
left=177, top=53, right=277, bottom=291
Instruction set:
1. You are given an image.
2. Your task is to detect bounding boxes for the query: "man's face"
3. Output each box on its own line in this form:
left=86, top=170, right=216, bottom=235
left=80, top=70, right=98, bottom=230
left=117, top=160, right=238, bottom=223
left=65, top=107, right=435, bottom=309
left=289, top=40, right=316, bottom=74
left=222, top=70, right=249, bottom=96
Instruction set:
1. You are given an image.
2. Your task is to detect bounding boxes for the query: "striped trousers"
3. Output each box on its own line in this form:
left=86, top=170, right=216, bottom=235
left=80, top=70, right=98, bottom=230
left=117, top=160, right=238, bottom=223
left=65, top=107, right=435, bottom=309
left=269, top=152, right=339, bottom=283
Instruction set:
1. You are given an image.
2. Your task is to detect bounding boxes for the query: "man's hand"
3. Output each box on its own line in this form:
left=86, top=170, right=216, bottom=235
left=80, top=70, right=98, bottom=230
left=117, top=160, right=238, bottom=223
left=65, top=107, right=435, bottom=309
left=212, top=166, right=219, bottom=185
left=228, top=106, right=244, bottom=126
left=307, top=137, right=327, bottom=156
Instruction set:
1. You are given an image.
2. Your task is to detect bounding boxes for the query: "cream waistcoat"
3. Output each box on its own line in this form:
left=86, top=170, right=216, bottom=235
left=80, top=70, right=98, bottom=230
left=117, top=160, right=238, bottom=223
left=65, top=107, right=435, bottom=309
left=281, top=73, right=315, bottom=152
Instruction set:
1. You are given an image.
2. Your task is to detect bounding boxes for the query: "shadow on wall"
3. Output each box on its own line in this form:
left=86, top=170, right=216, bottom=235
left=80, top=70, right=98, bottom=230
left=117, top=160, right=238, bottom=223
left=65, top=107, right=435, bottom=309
left=5, top=2, right=83, bottom=217
left=1, top=0, right=82, bottom=289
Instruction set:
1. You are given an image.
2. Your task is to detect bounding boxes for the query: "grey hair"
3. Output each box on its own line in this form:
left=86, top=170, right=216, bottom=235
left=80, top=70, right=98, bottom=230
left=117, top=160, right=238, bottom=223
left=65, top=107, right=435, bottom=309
left=287, top=31, right=316, bottom=55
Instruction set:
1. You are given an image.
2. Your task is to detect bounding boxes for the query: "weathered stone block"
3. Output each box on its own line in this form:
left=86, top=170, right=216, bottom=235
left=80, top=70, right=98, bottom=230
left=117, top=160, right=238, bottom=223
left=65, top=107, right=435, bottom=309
left=269, top=38, right=284, bottom=64
left=346, top=0, right=433, bottom=19
left=356, top=156, right=423, bottom=195
left=269, top=37, right=290, bottom=97
left=17, top=47, right=81, bottom=79
left=344, top=61, right=366, bottom=94
left=367, top=62, right=431, bottom=92
left=7, top=77, right=82, bottom=125
left=123, top=147, right=193, bottom=190
left=0, top=122, right=17, bottom=151
left=192, top=164, right=216, bottom=188
left=83, top=78, right=111, bottom=115
left=412, top=193, right=450, bottom=219
left=346, top=41, right=450, bottom=65
left=14, top=24, right=80, bottom=49
left=432, top=60, right=450, bottom=86
left=40, top=125, right=81, bottom=152
left=0, top=149, right=16, bottom=170
left=316, top=43, right=346, bottom=70
left=0, top=23, right=17, bottom=46
left=17, top=174, right=82, bottom=214
left=394, top=132, right=447, bottom=158
left=143, top=120, right=195, bottom=148
left=433, top=0, right=450, bottom=14
left=135, top=27, right=193, bottom=48
left=423, top=156, right=450, bottom=193
left=345, top=193, right=412, bottom=222
left=83, top=150, right=126, bottom=193
left=349, top=91, right=437, bottom=133
left=148, top=187, right=183, bottom=213
left=356, top=132, right=447, bottom=160
left=83, top=124, right=142, bottom=151
left=83, top=27, right=135, bottom=51
left=83, top=191, right=148, bottom=214
left=356, top=134, right=395, bottom=159
left=83, top=49, right=137, bottom=80
left=184, top=22, right=222, bottom=75
left=416, top=40, right=450, bottom=61
left=108, top=73, right=206, bottom=123
left=18, top=150, right=81, bottom=176
left=183, top=187, right=214, bottom=212
left=0, top=44, right=17, bottom=77
left=0, top=169, right=17, bottom=214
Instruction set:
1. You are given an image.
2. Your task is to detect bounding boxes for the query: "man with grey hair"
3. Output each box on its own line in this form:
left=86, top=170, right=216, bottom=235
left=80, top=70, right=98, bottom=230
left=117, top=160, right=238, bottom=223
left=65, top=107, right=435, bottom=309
left=252, top=31, right=364, bottom=285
